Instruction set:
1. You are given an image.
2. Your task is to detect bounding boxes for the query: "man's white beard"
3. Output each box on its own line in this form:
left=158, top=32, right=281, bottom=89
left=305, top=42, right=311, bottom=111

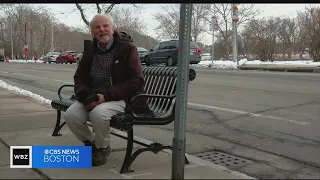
left=98, top=35, right=109, bottom=43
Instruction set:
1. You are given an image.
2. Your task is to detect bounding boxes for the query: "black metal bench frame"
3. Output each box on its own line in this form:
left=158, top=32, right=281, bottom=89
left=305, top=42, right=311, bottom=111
left=50, top=66, right=196, bottom=174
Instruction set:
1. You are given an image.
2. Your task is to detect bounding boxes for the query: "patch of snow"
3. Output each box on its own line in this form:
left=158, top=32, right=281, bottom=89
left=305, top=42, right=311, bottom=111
left=191, top=59, right=247, bottom=69
left=191, top=59, right=320, bottom=69
left=8, top=59, right=44, bottom=63
left=0, top=79, right=52, bottom=105
left=244, top=60, right=320, bottom=66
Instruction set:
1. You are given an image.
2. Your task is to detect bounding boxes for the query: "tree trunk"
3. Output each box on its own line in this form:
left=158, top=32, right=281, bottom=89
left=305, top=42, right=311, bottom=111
left=30, top=26, right=34, bottom=58
left=225, top=38, right=230, bottom=59
left=41, top=25, right=47, bottom=55
left=288, top=47, right=292, bottom=59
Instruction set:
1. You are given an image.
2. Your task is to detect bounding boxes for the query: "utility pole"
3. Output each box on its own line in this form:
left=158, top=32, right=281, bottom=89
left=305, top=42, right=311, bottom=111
left=50, top=13, right=65, bottom=52
left=10, top=21, right=13, bottom=60
left=51, top=20, right=54, bottom=52
left=24, top=22, right=27, bottom=60
left=212, top=22, right=214, bottom=63
left=171, top=3, right=193, bottom=180
left=232, top=4, right=239, bottom=66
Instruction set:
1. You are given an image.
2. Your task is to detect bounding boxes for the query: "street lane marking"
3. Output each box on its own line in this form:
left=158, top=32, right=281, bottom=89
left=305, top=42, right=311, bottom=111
left=0, top=71, right=71, bottom=84
left=0, top=70, right=310, bottom=126
left=188, top=102, right=310, bottom=126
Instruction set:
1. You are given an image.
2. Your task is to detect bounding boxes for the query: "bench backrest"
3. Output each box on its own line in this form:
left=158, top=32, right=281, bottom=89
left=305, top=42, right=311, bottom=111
left=142, top=67, right=179, bottom=118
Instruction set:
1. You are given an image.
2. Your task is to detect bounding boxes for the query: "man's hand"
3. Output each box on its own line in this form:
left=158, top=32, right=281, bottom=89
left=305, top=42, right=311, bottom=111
left=87, top=101, right=99, bottom=110
left=97, top=94, right=105, bottom=104
left=86, top=94, right=105, bottom=110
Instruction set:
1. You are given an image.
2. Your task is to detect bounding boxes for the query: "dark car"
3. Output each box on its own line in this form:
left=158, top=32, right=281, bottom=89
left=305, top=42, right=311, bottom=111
left=144, top=39, right=201, bottom=66
left=0, top=55, right=4, bottom=62
left=137, top=47, right=148, bottom=63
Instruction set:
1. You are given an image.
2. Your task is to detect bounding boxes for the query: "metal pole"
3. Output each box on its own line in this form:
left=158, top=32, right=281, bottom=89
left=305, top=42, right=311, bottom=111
left=212, top=27, right=214, bottom=63
left=24, top=22, right=27, bottom=60
left=10, top=21, right=13, bottom=60
left=171, top=3, right=192, bottom=180
left=51, top=19, right=54, bottom=52
left=232, top=4, right=238, bottom=66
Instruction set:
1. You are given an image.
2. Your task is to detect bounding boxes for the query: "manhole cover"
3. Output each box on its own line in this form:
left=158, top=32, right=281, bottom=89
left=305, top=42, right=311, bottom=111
left=194, top=151, right=253, bottom=168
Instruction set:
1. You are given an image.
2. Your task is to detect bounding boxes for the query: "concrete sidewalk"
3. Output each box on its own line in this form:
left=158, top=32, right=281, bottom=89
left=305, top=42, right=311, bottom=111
left=0, top=88, right=255, bottom=179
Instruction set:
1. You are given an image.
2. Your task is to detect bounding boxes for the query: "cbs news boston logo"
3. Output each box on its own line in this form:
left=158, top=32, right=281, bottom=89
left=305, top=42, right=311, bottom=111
left=10, top=146, right=92, bottom=168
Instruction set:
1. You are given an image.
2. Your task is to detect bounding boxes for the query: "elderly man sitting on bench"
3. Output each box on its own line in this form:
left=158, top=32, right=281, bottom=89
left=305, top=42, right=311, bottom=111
left=64, top=14, right=149, bottom=166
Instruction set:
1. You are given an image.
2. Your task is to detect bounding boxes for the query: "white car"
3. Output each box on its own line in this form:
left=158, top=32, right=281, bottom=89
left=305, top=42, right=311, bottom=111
left=76, top=52, right=83, bottom=66
left=43, top=52, right=61, bottom=63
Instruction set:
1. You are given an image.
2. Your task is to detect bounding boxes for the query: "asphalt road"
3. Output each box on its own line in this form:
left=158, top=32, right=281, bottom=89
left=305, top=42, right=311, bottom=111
left=0, top=62, right=320, bottom=179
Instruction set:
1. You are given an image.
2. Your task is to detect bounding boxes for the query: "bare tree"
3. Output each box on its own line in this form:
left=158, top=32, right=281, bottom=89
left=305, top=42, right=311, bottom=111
left=153, top=5, right=180, bottom=40
left=212, top=33, right=229, bottom=59
left=75, top=3, right=142, bottom=27
left=75, top=3, right=115, bottom=27
left=295, top=11, right=308, bottom=59
left=153, top=4, right=211, bottom=43
left=0, top=4, right=95, bottom=58
left=208, top=4, right=261, bottom=58
left=108, top=6, right=146, bottom=34
left=0, top=4, right=52, bottom=58
left=275, top=16, right=297, bottom=59
left=299, top=7, right=320, bottom=61
left=242, top=17, right=280, bottom=61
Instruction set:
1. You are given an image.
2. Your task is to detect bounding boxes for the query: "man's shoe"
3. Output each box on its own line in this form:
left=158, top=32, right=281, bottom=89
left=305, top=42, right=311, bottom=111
left=92, top=146, right=112, bottom=166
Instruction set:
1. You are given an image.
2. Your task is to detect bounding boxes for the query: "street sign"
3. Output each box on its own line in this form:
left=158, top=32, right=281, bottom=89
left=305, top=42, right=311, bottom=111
left=211, top=16, right=219, bottom=31
left=24, top=48, right=28, bottom=55
left=232, top=5, right=239, bottom=22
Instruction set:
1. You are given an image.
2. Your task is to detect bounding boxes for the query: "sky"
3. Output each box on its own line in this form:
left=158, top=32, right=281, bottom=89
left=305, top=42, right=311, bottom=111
left=41, top=3, right=319, bottom=46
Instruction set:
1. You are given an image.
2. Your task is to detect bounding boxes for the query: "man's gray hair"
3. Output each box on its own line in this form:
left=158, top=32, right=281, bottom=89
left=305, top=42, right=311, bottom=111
left=89, top=14, right=114, bottom=29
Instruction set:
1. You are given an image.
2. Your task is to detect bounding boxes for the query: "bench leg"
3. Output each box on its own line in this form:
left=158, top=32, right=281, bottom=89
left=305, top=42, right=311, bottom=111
left=120, top=129, right=134, bottom=174
left=52, top=110, right=66, bottom=136
left=128, top=144, right=189, bottom=167
left=119, top=134, right=189, bottom=174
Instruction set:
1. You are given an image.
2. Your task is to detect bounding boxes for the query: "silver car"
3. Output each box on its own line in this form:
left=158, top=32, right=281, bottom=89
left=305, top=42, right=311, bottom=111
left=76, top=52, right=83, bottom=66
left=137, top=47, right=148, bottom=63
left=43, top=52, right=61, bottom=63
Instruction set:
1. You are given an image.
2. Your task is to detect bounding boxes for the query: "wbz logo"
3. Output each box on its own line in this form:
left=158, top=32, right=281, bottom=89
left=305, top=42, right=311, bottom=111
left=10, top=146, right=32, bottom=168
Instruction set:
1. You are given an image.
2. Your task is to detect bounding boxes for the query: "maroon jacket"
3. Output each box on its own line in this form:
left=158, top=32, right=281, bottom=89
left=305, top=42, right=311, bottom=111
left=74, top=30, right=149, bottom=114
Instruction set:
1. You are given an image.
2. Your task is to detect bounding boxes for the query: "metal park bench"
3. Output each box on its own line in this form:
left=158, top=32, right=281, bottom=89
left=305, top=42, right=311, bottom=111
left=50, top=66, right=196, bottom=174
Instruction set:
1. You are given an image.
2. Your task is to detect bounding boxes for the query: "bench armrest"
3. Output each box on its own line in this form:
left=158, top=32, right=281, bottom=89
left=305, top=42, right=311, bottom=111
left=129, top=93, right=176, bottom=117
left=58, top=84, right=75, bottom=101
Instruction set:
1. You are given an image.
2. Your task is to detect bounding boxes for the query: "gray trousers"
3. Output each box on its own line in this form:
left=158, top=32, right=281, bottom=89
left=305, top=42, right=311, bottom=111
left=64, top=100, right=125, bottom=149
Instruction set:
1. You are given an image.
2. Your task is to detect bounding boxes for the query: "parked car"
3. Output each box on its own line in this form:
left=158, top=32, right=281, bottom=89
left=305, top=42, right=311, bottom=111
left=0, top=48, right=4, bottom=62
left=56, top=51, right=78, bottom=64
left=42, top=52, right=61, bottom=63
left=144, top=39, right=201, bottom=66
left=201, top=53, right=212, bottom=61
left=137, top=47, right=148, bottom=63
left=76, top=52, right=83, bottom=66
